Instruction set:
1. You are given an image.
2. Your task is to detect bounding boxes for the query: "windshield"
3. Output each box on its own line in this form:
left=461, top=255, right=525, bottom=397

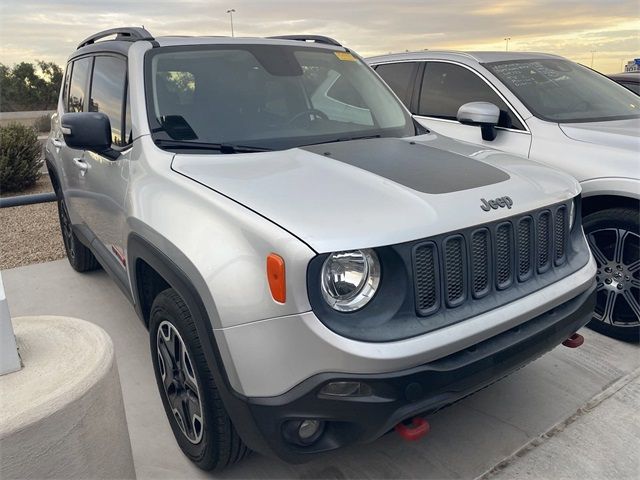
left=485, top=59, right=640, bottom=123
left=145, top=44, right=414, bottom=151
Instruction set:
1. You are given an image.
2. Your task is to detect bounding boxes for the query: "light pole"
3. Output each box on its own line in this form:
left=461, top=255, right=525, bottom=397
left=504, top=37, right=511, bottom=52
left=590, top=50, right=596, bottom=68
left=226, top=8, right=235, bottom=37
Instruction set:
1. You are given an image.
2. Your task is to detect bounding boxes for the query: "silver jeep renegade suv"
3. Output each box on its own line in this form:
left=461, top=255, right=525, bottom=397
left=46, top=28, right=596, bottom=470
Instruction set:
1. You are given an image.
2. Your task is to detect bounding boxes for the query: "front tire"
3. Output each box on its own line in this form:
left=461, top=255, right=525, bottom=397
left=584, top=207, right=640, bottom=342
left=149, top=288, right=249, bottom=470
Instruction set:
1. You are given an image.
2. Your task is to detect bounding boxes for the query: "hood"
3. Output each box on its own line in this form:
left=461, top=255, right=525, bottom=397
left=172, top=134, right=580, bottom=253
left=559, top=117, right=640, bottom=151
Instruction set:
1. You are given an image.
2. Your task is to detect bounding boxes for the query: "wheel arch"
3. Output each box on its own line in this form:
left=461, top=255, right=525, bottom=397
left=44, top=152, right=62, bottom=196
left=126, top=232, right=273, bottom=456
left=582, top=194, right=639, bottom=217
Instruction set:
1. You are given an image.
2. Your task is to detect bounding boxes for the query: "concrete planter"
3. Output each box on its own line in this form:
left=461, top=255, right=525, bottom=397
left=0, top=316, right=135, bottom=479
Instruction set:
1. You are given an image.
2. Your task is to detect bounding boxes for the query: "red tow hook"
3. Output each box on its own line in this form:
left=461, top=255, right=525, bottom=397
left=395, top=417, right=430, bottom=441
left=562, top=333, right=584, bottom=348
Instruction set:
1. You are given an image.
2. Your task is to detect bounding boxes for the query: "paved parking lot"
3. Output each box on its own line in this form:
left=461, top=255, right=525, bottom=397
left=4, top=260, right=639, bottom=479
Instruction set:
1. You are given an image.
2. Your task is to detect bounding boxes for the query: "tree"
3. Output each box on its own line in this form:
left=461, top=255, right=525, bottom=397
left=0, top=61, right=63, bottom=112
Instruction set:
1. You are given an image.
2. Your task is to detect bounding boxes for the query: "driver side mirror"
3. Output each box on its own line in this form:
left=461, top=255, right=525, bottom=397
left=457, top=102, right=500, bottom=141
left=61, top=112, right=119, bottom=160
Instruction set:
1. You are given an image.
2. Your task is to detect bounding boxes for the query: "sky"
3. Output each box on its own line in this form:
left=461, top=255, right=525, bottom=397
left=0, top=0, right=638, bottom=74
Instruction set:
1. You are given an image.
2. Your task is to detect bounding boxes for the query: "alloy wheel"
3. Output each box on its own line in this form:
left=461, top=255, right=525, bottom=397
left=588, top=227, right=640, bottom=327
left=156, top=320, right=204, bottom=444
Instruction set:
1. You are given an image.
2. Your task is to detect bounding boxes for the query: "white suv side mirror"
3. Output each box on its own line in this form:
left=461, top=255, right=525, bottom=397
left=457, top=102, right=500, bottom=141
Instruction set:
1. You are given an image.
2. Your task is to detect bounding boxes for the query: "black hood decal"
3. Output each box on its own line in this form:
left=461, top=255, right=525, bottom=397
left=302, top=138, right=509, bottom=194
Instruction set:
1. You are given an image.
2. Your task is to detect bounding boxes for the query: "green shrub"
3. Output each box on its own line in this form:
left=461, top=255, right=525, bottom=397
left=34, top=113, right=52, bottom=133
left=0, top=123, right=43, bottom=193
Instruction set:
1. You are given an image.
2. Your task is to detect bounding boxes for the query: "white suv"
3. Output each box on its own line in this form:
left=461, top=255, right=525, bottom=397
left=368, top=51, right=640, bottom=341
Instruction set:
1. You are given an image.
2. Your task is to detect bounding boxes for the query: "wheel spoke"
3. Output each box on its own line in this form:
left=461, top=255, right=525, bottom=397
left=622, top=290, right=640, bottom=320
left=587, top=233, right=611, bottom=266
left=601, top=290, right=617, bottom=324
left=628, top=259, right=640, bottom=273
left=613, top=229, right=628, bottom=264
left=157, top=342, right=175, bottom=390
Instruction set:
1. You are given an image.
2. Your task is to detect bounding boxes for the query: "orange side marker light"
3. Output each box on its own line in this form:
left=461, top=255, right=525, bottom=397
left=267, top=253, right=286, bottom=304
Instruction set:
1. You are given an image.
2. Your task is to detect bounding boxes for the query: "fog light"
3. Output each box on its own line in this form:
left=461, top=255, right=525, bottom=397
left=283, top=419, right=325, bottom=446
left=320, top=381, right=372, bottom=397
left=299, top=419, right=321, bottom=440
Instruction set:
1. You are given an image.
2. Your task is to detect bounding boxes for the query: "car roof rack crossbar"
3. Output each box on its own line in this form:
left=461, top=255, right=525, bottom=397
left=268, top=35, right=342, bottom=47
left=77, top=27, right=154, bottom=49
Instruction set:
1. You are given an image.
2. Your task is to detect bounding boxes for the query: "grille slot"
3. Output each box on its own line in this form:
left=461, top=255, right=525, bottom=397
left=414, top=243, right=439, bottom=315
left=537, top=211, right=552, bottom=272
left=470, top=229, right=490, bottom=298
left=495, top=223, right=514, bottom=289
left=413, top=202, right=572, bottom=317
left=555, top=207, right=566, bottom=264
left=444, top=236, right=466, bottom=306
left=517, top=217, right=534, bottom=281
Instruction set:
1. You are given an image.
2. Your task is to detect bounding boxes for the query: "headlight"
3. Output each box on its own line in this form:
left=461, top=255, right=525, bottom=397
left=320, top=249, right=381, bottom=312
left=568, top=199, right=576, bottom=229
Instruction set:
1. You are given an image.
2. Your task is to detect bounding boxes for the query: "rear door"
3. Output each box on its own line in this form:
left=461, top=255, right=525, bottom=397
left=413, top=61, right=531, bottom=157
left=56, top=56, right=93, bottom=225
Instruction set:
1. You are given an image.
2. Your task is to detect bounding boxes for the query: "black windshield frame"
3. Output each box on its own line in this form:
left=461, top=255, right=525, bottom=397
left=144, top=44, right=416, bottom=152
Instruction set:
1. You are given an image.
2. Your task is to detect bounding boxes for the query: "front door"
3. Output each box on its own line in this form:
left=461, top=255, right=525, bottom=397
left=76, top=54, right=132, bottom=276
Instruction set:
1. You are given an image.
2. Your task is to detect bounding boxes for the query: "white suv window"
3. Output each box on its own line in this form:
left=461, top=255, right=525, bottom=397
left=418, top=62, right=524, bottom=130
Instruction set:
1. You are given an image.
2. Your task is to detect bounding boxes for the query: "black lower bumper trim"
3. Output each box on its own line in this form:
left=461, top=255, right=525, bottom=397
left=239, top=283, right=596, bottom=463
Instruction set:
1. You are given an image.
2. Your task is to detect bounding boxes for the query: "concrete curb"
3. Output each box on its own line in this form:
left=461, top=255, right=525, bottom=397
left=0, top=316, right=136, bottom=479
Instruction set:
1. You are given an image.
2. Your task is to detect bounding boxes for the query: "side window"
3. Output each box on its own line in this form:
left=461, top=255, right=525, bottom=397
left=61, top=63, right=72, bottom=111
left=374, top=62, right=418, bottom=107
left=418, top=62, right=524, bottom=130
left=67, top=57, right=92, bottom=112
left=89, top=56, right=127, bottom=146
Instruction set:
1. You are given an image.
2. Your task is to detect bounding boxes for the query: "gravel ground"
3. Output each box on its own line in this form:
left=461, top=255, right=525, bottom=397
left=0, top=175, right=65, bottom=269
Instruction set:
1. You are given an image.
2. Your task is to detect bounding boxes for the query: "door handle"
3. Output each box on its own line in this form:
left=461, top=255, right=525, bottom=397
left=52, top=138, right=63, bottom=148
left=73, top=157, right=89, bottom=175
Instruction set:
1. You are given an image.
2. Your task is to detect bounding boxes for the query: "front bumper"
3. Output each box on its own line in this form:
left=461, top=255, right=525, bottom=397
left=234, top=282, right=596, bottom=462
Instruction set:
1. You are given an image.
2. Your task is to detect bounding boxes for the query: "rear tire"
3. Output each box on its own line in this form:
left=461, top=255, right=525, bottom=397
left=584, top=207, right=639, bottom=342
left=56, top=195, right=100, bottom=272
left=149, top=288, right=250, bottom=470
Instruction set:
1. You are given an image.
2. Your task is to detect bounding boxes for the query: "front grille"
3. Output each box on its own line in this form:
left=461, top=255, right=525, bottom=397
left=414, top=203, right=570, bottom=317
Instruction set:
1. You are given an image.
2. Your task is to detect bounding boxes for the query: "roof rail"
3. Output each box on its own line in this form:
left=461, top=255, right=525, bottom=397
left=268, top=35, right=342, bottom=47
left=77, top=27, right=154, bottom=50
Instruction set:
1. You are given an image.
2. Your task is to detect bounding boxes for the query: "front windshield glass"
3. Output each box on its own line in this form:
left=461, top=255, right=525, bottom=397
left=145, top=45, right=414, bottom=150
left=485, top=59, right=640, bottom=123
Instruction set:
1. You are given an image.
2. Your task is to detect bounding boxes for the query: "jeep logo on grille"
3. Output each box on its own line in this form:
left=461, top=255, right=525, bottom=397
left=480, top=196, right=513, bottom=211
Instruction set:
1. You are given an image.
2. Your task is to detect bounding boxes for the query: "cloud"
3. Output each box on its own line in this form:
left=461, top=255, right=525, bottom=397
left=0, top=0, right=638, bottom=73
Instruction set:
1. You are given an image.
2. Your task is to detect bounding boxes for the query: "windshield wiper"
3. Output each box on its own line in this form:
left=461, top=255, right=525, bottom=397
left=154, top=139, right=271, bottom=153
left=305, top=134, right=382, bottom=147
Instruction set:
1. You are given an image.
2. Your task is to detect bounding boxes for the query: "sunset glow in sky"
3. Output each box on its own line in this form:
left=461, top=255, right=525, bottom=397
left=1, top=0, right=638, bottom=73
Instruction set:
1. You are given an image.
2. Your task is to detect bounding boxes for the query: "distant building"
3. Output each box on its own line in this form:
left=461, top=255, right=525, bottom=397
left=625, top=59, right=640, bottom=72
